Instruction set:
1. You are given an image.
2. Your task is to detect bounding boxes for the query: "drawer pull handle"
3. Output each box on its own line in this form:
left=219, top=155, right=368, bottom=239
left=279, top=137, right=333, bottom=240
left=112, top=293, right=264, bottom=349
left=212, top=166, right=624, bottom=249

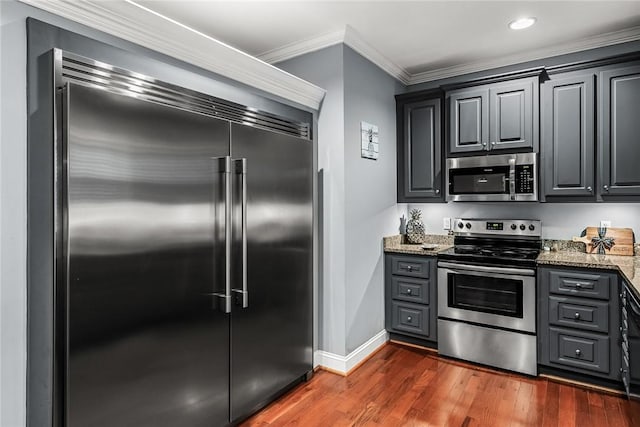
left=405, top=266, right=413, bottom=272
left=407, top=316, right=412, bottom=322
left=575, top=283, right=582, bottom=289
left=575, top=349, right=582, bottom=357
left=574, top=312, right=581, bottom=320
left=406, top=289, right=412, bottom=295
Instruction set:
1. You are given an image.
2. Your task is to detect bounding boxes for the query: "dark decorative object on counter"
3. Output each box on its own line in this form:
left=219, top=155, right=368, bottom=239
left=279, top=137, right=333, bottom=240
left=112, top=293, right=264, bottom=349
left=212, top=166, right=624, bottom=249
left=591, top=227, right=616, bottom=254
left=405, top=209, right=426, bottom=244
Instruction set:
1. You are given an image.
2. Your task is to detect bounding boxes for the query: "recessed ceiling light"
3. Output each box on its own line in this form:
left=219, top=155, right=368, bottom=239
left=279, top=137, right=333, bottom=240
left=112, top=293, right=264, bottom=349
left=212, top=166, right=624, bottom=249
left=509, top=17, right=537, bottom=30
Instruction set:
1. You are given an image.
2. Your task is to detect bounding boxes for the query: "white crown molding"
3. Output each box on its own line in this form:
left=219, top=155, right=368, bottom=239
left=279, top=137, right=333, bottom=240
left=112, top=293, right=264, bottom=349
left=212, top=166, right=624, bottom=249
left=259, top=25, right=411, bottom=85
left=18, top=0, right=325, bottom=110
left=408, top=24, right=640, bottom=85
left=258, top=21, right=640, bottom=87
left=258, top=28, right=346, bottom=64
left=314, top=329, right=388, bottom=375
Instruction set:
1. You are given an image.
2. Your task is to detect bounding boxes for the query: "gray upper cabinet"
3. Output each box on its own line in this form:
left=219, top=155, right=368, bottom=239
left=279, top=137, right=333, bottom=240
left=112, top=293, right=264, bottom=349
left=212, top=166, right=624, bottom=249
left=448, top=77, right=538, bottom=155
left=448, top=87, right=488, bottom=153
left=396, top=91, right=444, bottom=202
left=599, top=63, right=640, bottom=199
left=490, top=79, right=536, bottom=151
left=541, top=72, right=595, bottom=199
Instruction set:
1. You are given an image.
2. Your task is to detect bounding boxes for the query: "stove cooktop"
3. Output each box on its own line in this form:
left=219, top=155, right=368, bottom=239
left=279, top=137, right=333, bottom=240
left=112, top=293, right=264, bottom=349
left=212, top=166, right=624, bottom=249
left=438, top=241, right=542, bottom=268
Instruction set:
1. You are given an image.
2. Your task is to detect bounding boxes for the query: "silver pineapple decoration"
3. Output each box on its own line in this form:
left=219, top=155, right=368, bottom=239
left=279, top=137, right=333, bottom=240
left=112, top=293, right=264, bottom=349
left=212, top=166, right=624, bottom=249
left=405, top=209, right=426, bottom=244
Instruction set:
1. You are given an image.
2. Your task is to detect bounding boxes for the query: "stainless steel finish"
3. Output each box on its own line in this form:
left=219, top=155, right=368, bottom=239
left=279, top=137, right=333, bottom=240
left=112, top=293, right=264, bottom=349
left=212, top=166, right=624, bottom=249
left=62, top=83, right=232, bottom=426
left=437, top=261, right=535, bottom=277
left=57, top=49, right=310, bottom=140
left=438, top=319, right=537, bottom=376
left=446, top=152, right=537, bottom=202
left=509, top=157, right=516, bottom=200
left=212, top=156, right=233, bottom=313
left=229, top=123, right=312, bottom=422
left=438, top=263, right=537, bottom=333
left=451, top=218, right=542, bottom=238
left=232, top=158, right=249, bottom=308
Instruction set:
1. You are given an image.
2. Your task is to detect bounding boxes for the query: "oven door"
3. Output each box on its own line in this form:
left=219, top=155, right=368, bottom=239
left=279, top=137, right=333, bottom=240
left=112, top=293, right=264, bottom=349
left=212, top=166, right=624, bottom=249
left=437, top=262, right=536, bottom=333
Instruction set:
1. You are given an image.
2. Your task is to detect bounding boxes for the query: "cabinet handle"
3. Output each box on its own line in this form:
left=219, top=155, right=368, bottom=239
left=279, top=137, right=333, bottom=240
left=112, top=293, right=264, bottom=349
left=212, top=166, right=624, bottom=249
left=407, top=316, right=412, bottom=322
left=405, top=266, right=413, bottom=272
left=406, top=289, right=412, bottom=295
left=586, top=186, right=592, bottom=192
left=482, top=142, right=487, bottom=147
left=491, top=141, right=496, bottom=146
left=575, top=349, right=582, bottom=357
left=574, top=312, right=581, bottom=320
left=435, top=189, right=440, bottom=194
left=603, top=185, right=609, bottom=191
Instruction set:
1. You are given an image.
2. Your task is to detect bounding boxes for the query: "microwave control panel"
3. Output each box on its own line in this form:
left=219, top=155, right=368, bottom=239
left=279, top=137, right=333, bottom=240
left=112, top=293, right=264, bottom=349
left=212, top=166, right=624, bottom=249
left=515, top=164, right=534, bottom=194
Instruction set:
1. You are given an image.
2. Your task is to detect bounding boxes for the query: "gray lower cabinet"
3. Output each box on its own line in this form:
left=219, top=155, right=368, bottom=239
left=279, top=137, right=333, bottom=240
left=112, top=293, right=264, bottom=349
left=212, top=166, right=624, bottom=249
left=396, top=91, right=444, bottom=202
left=385, top=254, right=437, bottom=343
left=538, top=267, right=621, bottom=381
left=541, top=71, right=596, bottom=199
left=447, top=77, right=538, bottom=155
left=599, top=63, right=640, bottom=199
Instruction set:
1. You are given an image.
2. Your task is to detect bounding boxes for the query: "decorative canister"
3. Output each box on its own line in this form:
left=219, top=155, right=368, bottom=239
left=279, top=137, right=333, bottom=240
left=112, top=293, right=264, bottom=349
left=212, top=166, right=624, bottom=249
left=405, top=209, right=425, bottom=244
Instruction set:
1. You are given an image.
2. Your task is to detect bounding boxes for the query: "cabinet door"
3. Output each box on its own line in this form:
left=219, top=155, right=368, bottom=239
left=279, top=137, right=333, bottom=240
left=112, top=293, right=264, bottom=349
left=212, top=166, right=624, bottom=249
left=448, top=87, right=489, bottom=154
left=489, top=78, right=535, bottom=151
left=599, top=64, right=640, bottom=197
left=541, top=73, right=595, bottom=198
left=399, top=98, right=443, bottom=201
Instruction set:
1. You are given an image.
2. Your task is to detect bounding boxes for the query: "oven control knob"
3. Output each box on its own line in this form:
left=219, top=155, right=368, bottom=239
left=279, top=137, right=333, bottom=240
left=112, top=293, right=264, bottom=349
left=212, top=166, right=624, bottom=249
left=519, top=224, right=526, bottom=231
left=511, top=224, right=517, bottom=230
left=465, top=222, right=471, bottom=229
left=457, top=222, right=464, bottom=229
left=529, top=224, right=535, bottom=231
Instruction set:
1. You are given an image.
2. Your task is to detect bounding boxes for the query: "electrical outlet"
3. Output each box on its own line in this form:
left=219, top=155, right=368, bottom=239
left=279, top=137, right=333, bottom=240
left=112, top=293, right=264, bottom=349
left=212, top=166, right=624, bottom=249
left=600, top=220, right=612, bottom=228
left=443, top=217, right=451, bottom=230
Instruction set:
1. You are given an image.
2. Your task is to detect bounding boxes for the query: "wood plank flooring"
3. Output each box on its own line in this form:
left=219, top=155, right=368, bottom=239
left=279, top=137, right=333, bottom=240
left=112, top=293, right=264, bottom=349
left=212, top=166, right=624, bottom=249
left=240, top=343, right=640, bottom=427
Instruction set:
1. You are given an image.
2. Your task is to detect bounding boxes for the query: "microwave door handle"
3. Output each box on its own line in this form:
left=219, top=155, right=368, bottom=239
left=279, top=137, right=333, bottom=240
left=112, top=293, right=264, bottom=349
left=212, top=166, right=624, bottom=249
left=509, top=158, right=516, bottom=200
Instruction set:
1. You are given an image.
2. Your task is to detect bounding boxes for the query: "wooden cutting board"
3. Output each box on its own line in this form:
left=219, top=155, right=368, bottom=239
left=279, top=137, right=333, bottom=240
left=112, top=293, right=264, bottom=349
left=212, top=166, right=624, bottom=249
left=572, top=227, right=635, bottom=256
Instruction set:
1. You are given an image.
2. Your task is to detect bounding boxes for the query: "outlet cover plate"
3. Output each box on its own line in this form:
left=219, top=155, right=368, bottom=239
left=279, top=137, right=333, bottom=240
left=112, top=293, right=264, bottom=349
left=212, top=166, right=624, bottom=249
left=600, top=220, right=612, bottom=228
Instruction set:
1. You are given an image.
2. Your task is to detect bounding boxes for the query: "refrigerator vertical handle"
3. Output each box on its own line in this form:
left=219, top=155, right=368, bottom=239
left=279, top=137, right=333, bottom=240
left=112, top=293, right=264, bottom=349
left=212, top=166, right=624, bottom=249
left=212, top=156, right=232, bottom=313
left=232, top=158, right=249, bottom=308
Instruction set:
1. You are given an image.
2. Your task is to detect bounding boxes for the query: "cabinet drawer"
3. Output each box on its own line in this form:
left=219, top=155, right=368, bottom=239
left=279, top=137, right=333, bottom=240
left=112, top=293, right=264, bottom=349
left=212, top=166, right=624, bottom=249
left=391, top=276, right=430, bottom=304
left=549, top=270, right=610, bottom=300
left=548, top=296, right=609, bottom=333
left=390, top=256, right=431, bottom=278
left=549, top=327, right=610, bottom=375
left=391, top=301, right=431, bottom=337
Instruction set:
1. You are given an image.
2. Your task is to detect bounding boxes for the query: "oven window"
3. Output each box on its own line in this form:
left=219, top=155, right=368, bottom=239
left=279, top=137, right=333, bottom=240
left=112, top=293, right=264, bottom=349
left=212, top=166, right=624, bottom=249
left=447, top=273, right=523, bottom=318
left=449, top=166, right=509, bottom=195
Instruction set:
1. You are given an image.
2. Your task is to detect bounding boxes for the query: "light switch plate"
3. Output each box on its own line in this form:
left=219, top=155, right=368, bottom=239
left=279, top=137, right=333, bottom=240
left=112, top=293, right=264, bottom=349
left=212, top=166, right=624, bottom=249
left=443, top=217, right=451, bottom=230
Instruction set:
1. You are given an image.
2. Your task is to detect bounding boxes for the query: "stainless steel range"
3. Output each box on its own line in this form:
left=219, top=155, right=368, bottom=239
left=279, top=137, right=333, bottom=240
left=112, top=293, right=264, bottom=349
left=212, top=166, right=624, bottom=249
left=437, top=218, right=542, bottom=375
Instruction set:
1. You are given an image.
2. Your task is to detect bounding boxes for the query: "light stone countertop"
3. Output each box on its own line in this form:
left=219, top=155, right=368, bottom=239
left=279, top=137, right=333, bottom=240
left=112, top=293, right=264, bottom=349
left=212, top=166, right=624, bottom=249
left=383, top=234, right=453, bottom=256
left=383, top=234, right=640, bottom=299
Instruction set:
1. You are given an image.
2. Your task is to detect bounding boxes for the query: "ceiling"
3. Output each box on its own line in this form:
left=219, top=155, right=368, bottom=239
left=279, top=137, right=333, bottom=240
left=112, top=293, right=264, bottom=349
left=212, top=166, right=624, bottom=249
left=133, top=1, right=640, bottom=84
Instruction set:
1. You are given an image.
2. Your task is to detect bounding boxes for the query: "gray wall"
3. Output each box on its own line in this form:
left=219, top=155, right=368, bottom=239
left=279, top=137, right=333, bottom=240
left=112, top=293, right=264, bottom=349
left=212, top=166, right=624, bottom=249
left=343, top=46, right=404, bottom=354
left=406, top=203, right=640, bottom=240
left=276, top=45, right=346, bottom=355
left=277, top=45, right=404, bottom=356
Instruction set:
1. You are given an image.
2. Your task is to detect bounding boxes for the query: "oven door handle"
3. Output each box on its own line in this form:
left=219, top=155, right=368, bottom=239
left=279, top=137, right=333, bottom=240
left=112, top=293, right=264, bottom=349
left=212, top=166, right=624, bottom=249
left=437, top=261, right=535, bottom=277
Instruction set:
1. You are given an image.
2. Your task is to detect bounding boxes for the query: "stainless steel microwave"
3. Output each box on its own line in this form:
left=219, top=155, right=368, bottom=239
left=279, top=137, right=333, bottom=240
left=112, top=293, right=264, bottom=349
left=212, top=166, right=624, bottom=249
left=446, top=153, right=537, bottom=202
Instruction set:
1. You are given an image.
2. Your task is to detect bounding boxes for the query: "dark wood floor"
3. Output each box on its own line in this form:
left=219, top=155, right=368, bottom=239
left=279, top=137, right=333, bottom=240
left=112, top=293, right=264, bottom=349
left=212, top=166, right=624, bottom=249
left=240, top=342, right=640, bottom=427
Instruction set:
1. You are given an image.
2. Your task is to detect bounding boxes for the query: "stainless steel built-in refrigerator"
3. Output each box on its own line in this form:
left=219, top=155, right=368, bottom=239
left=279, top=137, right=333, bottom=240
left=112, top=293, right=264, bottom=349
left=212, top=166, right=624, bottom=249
left=54, top=52, right=312, bottom=426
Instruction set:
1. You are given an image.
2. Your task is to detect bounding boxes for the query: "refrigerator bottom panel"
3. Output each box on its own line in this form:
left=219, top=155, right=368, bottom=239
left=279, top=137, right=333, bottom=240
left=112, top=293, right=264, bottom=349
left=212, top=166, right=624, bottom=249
left=438, top=319, right=538, bottom=376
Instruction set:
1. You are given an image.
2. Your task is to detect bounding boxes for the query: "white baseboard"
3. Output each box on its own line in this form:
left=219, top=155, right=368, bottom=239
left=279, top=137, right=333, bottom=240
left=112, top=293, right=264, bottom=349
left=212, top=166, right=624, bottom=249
left=314, top=330, right=388, bottom=375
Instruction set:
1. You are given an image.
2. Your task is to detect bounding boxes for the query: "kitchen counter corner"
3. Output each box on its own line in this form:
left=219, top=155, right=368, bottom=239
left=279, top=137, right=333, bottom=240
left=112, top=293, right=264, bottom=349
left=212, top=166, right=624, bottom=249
left=383, top=234, right=453, bottom=256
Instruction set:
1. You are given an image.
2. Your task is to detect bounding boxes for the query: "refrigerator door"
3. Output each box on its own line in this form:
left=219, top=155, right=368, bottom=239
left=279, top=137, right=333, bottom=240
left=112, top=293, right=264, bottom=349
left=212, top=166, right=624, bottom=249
left=229, top=124, right=313, bottom=421
left=62, top=83, right=231, bottom=427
